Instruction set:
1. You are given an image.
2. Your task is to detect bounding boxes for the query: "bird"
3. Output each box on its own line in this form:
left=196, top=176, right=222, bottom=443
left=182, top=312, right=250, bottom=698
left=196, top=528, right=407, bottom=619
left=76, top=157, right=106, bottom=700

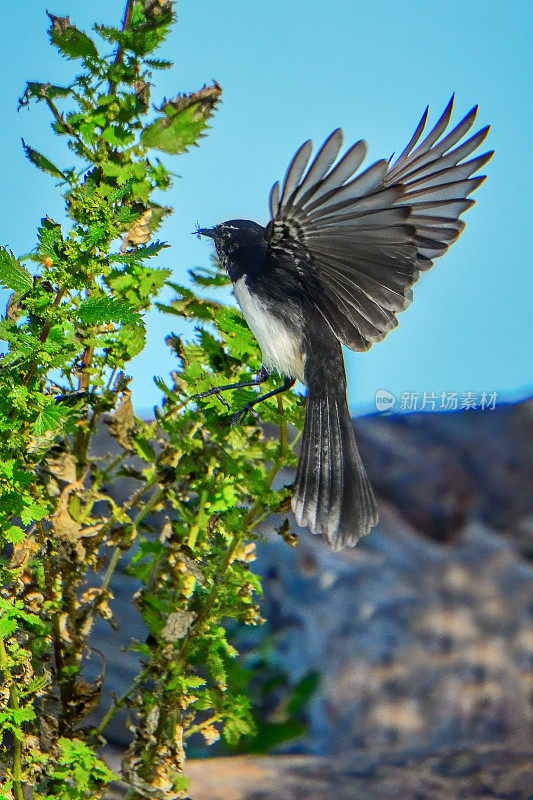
left=195, top=96, right=492, bottom=550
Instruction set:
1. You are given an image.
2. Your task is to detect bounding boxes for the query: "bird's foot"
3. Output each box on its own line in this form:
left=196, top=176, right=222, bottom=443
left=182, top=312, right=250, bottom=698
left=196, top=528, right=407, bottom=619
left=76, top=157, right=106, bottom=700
left=229, top=403, right=257, bottom=426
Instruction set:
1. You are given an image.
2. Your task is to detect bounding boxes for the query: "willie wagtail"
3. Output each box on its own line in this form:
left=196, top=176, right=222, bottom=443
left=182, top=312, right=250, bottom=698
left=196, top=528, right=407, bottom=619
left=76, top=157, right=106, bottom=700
left=196, top=96, right=492, bottom=550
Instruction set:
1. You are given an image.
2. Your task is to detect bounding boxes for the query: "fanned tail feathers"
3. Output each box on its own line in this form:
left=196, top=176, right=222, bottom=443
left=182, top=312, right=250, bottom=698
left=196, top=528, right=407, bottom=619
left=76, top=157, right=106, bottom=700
left=292, top=385, right=378, bottom=549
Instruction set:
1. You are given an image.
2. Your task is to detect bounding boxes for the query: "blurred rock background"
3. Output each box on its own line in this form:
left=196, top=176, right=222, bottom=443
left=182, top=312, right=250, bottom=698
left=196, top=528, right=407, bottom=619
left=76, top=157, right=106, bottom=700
left=87, top=401, right=533, bottom=796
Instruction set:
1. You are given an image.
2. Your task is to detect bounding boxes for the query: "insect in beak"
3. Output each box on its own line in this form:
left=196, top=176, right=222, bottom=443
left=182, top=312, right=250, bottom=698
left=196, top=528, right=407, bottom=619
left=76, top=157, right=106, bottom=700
left=193, top=222, right=215, bottom=238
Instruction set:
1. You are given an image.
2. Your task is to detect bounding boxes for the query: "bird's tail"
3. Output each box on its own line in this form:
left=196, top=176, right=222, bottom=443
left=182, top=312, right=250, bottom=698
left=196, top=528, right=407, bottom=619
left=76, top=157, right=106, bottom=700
left=292, top=382, right=378, bottom=549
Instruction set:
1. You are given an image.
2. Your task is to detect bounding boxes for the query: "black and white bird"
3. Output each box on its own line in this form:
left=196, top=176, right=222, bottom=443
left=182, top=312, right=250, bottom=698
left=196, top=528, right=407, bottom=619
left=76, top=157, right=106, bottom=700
left=196, top=97, right=492, bottom=550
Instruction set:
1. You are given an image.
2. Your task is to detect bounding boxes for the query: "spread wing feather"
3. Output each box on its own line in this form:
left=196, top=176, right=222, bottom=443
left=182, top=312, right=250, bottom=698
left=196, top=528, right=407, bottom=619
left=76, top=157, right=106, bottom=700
left=266, top=96, right=492, bottom=351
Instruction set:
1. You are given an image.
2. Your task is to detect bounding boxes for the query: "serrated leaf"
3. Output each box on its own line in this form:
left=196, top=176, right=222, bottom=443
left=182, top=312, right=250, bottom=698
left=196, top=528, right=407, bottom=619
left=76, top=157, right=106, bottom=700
left=190, top=267, right=231, bottom=287
left=0, top=248, right=33, bottom=293
left=148, top=204, right=172, bottom=232
left=21, top=139, right=66, bottom=180
left=109, top=179, right=134, bottom=204
left=77, top=296, right=141, bottom=325
left=144, top=57, right=173, bottom=70
left=18, top=81, right=71, bottom=110
left=101, top=125, right=135, bottom=147
left=111, top=241, right=168, bottom=263
left=37, top=217, right=63, bottom=260
left=117, top=322, right=146, bottom=358
left=132, top=434, right=156, bottom=463
left=5, top=526, right=26, bottom=545
left=141, top=82, right=222, bottom=154
left=0, top=616, right=18, bottom=637
left=48, top=13, right=98, bottom=60
left=32, top=405, right=63, bottom=436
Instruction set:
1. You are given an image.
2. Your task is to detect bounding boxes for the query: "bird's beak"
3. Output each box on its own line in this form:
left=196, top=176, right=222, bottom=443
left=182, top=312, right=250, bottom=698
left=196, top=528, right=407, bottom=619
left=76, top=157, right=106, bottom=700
left=195, top=227, right=215, bottom=239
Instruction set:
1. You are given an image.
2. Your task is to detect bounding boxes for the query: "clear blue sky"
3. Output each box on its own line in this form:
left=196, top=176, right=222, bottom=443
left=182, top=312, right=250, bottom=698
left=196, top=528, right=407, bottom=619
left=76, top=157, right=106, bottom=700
left=1, top=1, right=531, bottom=416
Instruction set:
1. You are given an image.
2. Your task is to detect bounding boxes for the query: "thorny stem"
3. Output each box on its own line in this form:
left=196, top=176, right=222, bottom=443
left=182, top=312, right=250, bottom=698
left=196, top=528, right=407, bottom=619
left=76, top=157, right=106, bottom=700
left=37, top=521, right=64, bottom=679
left=109, top=0, right=135, bottom=94
left=0, top=639, right=24, bottom=800
left=92, top=663, right=152, bottom=738
left=22, top=285, right=66, bottom=390
left=96, top=478, right=158, bottom=542
left=44, top=97, right=96, bottom=162
left=187, top=489, right=207, bottom=550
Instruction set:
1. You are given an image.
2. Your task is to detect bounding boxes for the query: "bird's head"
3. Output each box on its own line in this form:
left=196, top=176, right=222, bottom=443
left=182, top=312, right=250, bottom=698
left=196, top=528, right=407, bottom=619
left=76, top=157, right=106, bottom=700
left=195, top=219, right=267, bottom=280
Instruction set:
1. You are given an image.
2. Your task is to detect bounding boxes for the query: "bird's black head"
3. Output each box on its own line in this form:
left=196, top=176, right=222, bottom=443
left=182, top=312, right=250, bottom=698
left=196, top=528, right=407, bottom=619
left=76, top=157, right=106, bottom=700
left=196, top=219, right=267, bottom=281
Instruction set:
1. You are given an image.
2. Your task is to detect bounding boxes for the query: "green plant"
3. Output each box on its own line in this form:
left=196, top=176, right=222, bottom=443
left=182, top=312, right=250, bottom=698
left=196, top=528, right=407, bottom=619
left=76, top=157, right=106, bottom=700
left=0, top=3, right=305, bottom=799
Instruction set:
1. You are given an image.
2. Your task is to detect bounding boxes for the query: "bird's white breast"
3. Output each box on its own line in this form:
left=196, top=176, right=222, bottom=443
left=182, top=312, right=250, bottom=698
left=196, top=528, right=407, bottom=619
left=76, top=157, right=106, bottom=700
left=233, top=276, right=305, bottom=383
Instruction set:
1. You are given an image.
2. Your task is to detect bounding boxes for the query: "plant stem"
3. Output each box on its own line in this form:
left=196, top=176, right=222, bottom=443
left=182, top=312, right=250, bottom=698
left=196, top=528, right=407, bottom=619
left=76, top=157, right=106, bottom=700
left=109, top=0, right=135, bottom=94
left=37, top=521, right=64, bottom=679
left=183, top=713, right=222, bottom=740
left=96, top=478, right=158, bottom=542
left=187, top=489, right=207, bottom=550
left=278, top=394, right=288, bottom=456
left=45, top=98, right=96, bottom=162
left=92, top=663, right=152, bottom=738
left=0, top=639, right=24, bottom=800
left=22, top=285, right=66, bottom=390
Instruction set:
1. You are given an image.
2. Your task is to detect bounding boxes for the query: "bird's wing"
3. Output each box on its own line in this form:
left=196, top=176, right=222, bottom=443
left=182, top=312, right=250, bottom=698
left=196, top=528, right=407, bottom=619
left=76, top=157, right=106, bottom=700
left=266, top=96, right=493, bottom=352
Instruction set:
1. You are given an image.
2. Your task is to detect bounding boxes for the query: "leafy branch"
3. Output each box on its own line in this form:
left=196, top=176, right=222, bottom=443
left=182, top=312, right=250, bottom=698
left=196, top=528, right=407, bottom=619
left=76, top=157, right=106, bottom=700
left=0, top=3, right=310, bottom=799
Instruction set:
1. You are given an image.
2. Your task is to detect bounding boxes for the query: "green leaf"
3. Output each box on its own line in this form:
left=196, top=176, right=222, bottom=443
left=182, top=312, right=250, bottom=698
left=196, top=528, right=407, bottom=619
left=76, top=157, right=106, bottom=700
left=144, top=58, right=173, bottom=70
left=48, top=13, right=99, bottom=60
left=132, top=434, right=156, bottom=463
left=190, top=266, right=231, bottom=288
left=101, top=125, right=135, bottom=147
left=20, top=501, right=49, bottom=525
left=141, top=83, right=222, bottom=154
left=21, top=140, right=66, bottom=180
left=0, top=247, right=33, bottom=293
left=18, top=81, right=71, bottom=110
left=116, top=322, right=146, bottom=358
left=5, top=526, right=26, bottom=545
left=110, top=241, right=169, bottom=263
left=32, top=405, right=63, bottom=436
left=244, top=719, right=306, bottom=754
left=98, top=5, right=174, bottom=58
left=37, top=217, right=64, bottom=260
left=109, top=179, right=134, bottom=204
left=77, top=296, right=141, bottom=326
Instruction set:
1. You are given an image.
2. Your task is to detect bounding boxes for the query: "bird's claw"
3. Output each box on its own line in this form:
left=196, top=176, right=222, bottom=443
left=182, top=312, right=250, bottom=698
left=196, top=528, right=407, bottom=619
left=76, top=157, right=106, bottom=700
left=229, top=404, right=256, bottom=427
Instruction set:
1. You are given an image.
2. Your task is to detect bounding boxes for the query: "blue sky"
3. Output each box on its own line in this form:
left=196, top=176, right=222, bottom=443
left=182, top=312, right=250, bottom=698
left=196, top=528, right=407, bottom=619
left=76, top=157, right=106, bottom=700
left=1, top=0, right=531, bottom=416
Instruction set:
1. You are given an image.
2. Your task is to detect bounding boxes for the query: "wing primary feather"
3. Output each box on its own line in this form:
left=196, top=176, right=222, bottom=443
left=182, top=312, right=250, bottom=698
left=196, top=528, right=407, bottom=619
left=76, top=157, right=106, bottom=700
left=289, top=129, right=344, bottom=207
left=303, top=160, right=388, bottom=214
left=295, top=139, right=368, bottom=209
left=269, top=181, right=281, bottom=219
left=405, top=94, right=455, bottom=162
left=280, top=140, right=313, bottom=207
left=394, top=105, right=429, bottom=163
left=397, top=126, right=491, bottom=184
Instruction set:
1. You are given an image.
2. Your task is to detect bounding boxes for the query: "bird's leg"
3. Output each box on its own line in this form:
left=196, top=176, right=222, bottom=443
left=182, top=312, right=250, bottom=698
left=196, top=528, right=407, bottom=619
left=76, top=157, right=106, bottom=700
left=189, top=365, right=270, bottom=406
left=231, top=376, right=296, bottom=425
